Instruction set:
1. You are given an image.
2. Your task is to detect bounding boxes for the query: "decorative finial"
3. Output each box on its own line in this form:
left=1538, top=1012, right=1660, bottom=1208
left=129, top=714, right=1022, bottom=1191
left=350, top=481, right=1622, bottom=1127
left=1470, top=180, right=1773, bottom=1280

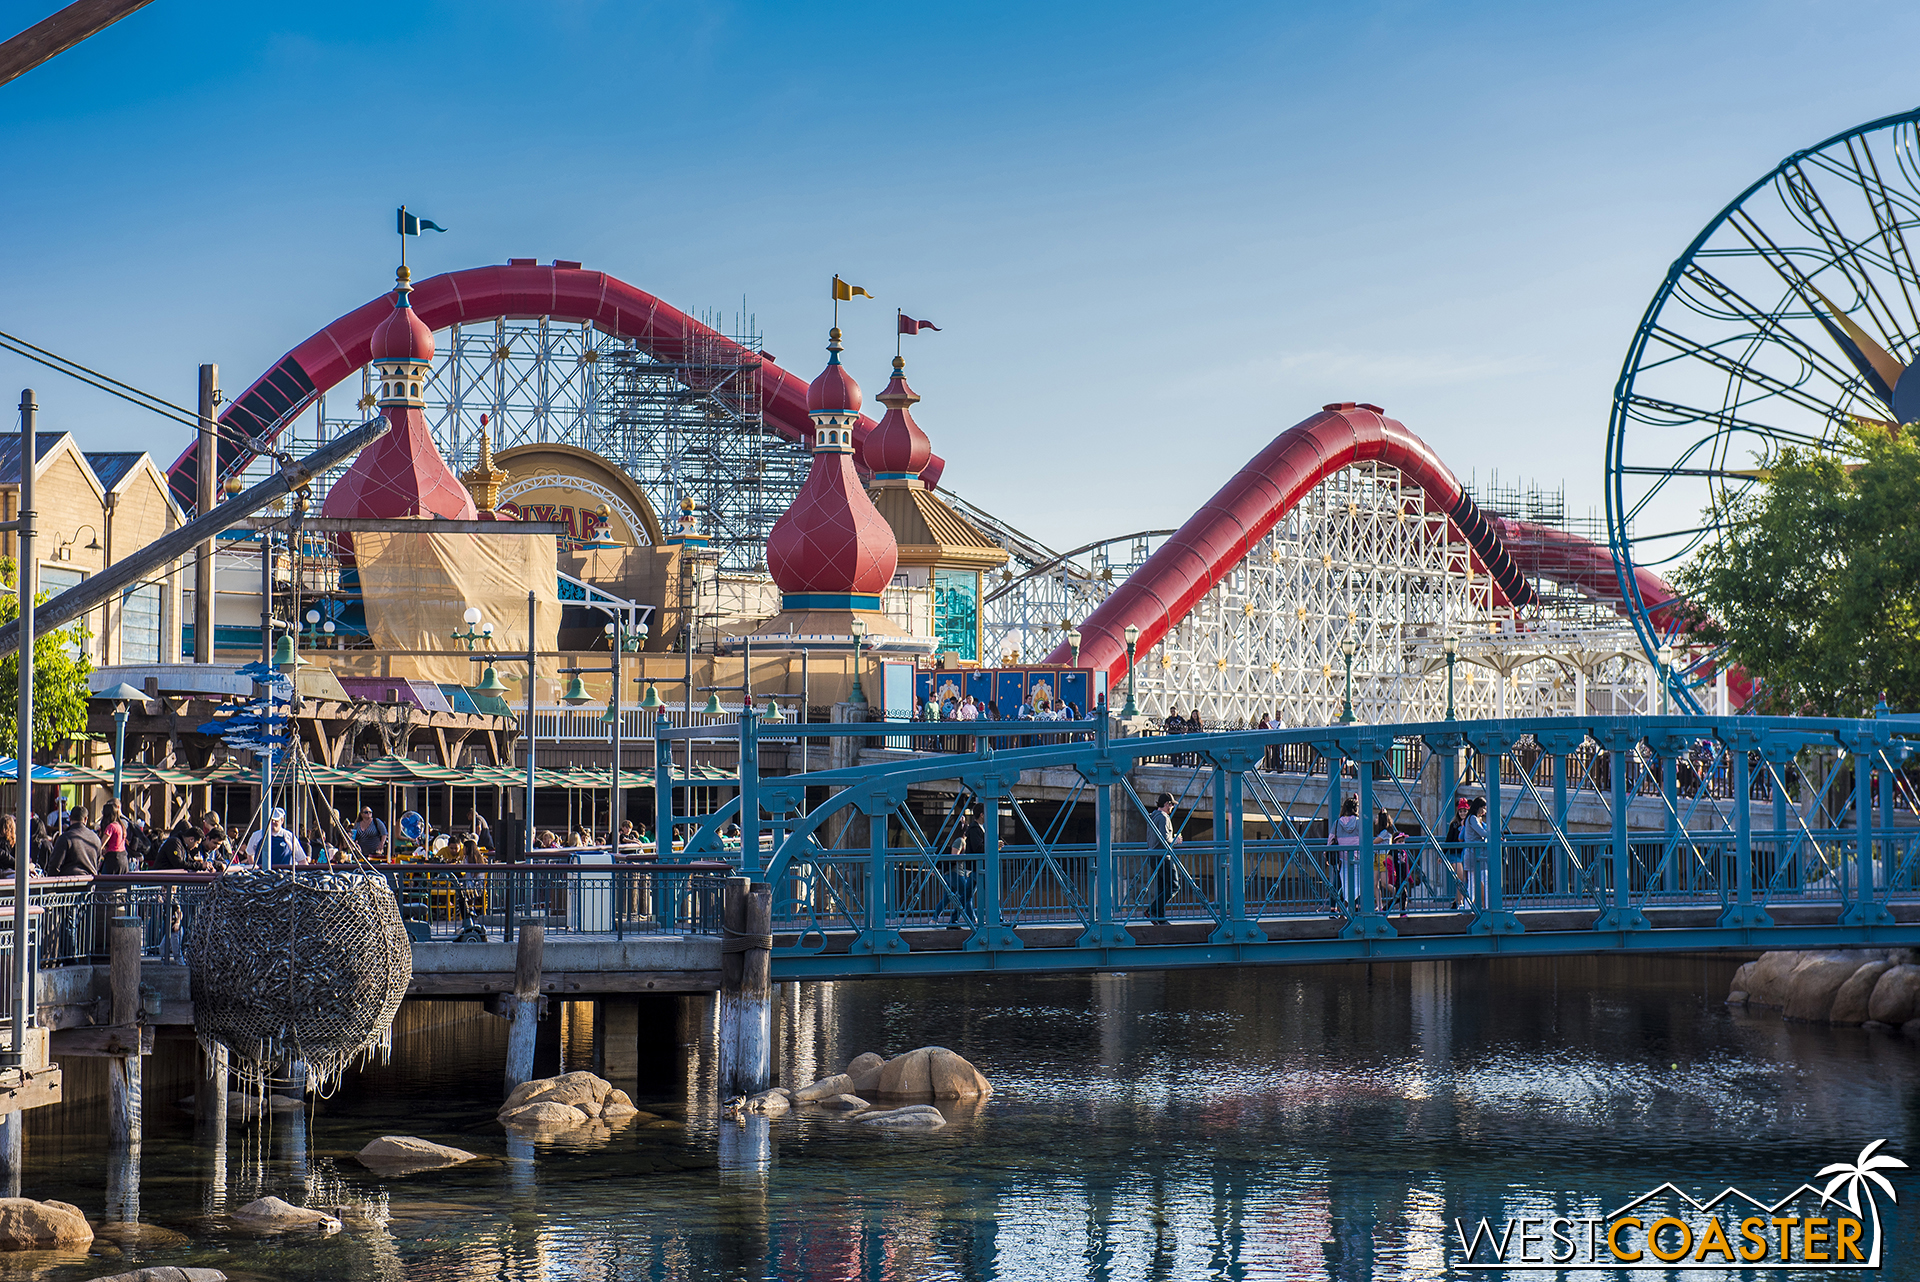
left=395, top=264, right=414, bottom=307
left=892, top=355, right=905, bottom=374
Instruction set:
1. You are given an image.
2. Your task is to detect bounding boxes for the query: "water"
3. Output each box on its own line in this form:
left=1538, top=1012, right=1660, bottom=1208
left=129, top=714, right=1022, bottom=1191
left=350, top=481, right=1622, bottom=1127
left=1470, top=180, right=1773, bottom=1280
left=3, top=954, right=1917, bottom=1281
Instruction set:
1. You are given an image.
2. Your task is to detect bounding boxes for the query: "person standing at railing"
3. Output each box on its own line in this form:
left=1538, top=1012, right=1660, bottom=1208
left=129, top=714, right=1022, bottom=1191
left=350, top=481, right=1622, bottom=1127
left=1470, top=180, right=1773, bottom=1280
left=0, top=814, right=15, bottom=874
left=26, top=817, right=52, bottom=875
left=1332, top=797, right=1361, bottom=915
left=1462, top=797, right=1490, bottom=913
left=99, top=803, right=130, bottom=875
left=245, top=808, right=306, bottom=870
left=1147, top=792, right=1183, bottom=925
left=47, top=811, right=102, bottom=877
left=351, top=807, right=389, bottom=861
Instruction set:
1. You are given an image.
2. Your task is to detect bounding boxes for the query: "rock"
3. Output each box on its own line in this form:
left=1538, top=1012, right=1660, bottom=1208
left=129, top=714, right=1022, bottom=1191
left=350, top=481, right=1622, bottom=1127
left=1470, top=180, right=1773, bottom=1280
left=1725, top=991, right=1748, bottom=1005
left=1831, top=960, right=1895, bottom=1024
left=876, top=1047, right=991, bottom=1098
left=80, top=1270, right=226, bottom=1282
left=1729, top=960, right=1756, bottom=996
left=1864, top=1020, right=1893, bottom=1032
left=744, top=1090, right=790, bottom=1115
left=0, top=1197, right=92, bottom=1248
left=1870, top=965, right=1920, bottom=1025
left=1743, top=951, right=1812, bottom=1007
left=820, top=1094, right=868, bottom=1110
left=859, top=1105, right=946, bottom=1129
left=355, top=1136, right=479, bottom=1174
left=846, top=1052, right=886, bottom=1091
left=90, top=1223, right=192, bottom=1248
left=1784, top=955, right=1864, bottom=1021
left=927, top=1047, right=992, bottom=1098
left=267, top=1095, right=304, bottom=1113
left=231, top=1196, right=341, bottom=1234
left=792, top=1074, right=854, bottom=1103
left=501, top=1070, right=611, bottom=1115
left=498, top=1100, right=588, bottom=1129
left=601, top=1087, right=639, bottom=1119
left=1903, top=1018, right=1920, bottom=1038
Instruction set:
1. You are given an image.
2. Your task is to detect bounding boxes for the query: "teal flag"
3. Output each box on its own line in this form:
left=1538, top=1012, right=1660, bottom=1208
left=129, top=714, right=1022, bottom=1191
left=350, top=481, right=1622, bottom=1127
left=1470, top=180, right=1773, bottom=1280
left=398, top=208, right=447, bottom=235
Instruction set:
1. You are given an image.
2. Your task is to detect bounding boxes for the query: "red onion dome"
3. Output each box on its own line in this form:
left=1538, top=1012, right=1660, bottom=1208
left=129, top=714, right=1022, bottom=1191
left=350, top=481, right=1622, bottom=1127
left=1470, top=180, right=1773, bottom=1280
left=765, top=453, right=898, bottom=598
left=371, top=267, right=434, bottom=363
left=806, top=327, right=862, bottom=414
left=867, top=356, right=931, bottom=477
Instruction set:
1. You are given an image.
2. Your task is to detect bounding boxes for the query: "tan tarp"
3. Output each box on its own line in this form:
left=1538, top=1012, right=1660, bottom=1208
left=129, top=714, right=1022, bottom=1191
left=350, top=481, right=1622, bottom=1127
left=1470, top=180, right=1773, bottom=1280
left=354, top=530, right=562, bottom=685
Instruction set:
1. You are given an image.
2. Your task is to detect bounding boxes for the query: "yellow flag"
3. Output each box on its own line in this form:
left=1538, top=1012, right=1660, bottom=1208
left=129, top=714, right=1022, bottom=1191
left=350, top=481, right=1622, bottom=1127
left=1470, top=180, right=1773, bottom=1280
left=832, top=275, right=874, bottom=302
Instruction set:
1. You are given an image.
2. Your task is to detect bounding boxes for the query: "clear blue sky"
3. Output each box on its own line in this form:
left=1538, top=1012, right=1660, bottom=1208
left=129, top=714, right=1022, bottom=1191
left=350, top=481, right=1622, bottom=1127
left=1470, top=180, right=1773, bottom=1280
left=2, top=0, right=1917, bottom=547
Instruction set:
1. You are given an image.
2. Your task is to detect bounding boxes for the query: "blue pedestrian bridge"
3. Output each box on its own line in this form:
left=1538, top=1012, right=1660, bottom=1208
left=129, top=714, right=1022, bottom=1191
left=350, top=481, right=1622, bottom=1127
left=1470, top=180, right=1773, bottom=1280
left=654, top=711, right=1920, bottom=981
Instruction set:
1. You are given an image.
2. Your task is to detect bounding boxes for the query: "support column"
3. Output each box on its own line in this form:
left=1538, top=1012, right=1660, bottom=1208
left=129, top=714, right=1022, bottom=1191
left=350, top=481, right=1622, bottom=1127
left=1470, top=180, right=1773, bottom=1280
left=1078, top=761, right=1133, bottom=948
left=1552, top=751, right=1569, bottom=895
left=107, top=917, right=142, bottom=1153
left=738, top=706, right=760, bottom=874
left=600, top=997, right=640, bottom=1082
left=503, top=920, right=544, bottom=1096
left=0, top=1114, right=20, bottom=1198
left=1340, top=741, right=1395, bottom=940
left=1842, top=733, right=1893, bottom=926
left=1472, top=740, right=1522, bottom=934
left=718, top=877, right=771, bottom=1099
left=1720, top=735, right=1771, bottom=928
left=967, top=788, right=1021, bottom=951
left=1662, top=750, right=1680, bottom=895
left=1210, top=760, right=1263, bottom=944
left=1594, top=734, right=1649, bottom=931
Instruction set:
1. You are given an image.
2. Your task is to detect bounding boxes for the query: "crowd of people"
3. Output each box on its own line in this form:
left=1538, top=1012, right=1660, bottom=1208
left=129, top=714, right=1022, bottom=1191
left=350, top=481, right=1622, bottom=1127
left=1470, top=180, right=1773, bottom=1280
left=919, top=692, right=1091, bottom=751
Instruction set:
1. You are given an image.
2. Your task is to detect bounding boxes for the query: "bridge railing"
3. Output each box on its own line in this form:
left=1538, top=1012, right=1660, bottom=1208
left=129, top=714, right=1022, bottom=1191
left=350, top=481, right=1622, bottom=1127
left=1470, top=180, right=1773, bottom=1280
left=688, top=713, right=1920, bottom=960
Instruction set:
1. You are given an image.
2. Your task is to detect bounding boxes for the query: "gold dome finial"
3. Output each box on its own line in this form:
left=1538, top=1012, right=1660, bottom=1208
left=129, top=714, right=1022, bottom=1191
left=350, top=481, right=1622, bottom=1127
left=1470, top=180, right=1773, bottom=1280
left=460, top=423, right=510, bottom=511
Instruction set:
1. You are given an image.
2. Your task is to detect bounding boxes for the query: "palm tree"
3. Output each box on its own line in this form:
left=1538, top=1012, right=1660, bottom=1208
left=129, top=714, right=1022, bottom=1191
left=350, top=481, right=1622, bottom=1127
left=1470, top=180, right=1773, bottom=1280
left=1819, top=1139, right=1908, bottom=1264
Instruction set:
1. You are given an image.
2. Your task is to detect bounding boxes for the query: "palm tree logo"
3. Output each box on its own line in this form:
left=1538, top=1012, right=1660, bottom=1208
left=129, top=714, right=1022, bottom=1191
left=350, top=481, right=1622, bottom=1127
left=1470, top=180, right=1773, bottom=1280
left=1819, top=1139, right=1908, bottom=1265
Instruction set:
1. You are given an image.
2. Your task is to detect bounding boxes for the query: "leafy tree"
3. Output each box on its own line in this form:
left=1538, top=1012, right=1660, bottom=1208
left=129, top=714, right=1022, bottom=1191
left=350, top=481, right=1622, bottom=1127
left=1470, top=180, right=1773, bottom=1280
left=0, top=559, right=93, bottom=754
left=1675, top=421, right=1920, bottom=716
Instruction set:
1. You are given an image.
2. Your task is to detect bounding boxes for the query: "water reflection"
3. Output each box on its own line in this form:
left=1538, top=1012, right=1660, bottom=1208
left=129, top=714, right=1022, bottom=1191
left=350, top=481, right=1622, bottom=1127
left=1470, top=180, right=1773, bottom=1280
left=0, top=955, right=1914, bottom=1280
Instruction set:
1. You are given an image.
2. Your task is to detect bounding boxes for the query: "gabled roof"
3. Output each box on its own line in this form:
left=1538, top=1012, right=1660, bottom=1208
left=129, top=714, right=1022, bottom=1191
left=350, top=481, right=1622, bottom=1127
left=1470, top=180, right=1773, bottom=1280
left=0, top=432, right=68, bottom=485
left=83, top=452, right=143, bottom=491
left=868, top=483, right=1009, bottom=572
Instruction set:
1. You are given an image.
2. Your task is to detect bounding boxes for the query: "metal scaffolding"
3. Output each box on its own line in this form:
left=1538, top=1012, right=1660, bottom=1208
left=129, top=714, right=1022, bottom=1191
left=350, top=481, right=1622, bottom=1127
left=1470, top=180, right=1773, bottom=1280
left=251, top=309, right=803, bottom=573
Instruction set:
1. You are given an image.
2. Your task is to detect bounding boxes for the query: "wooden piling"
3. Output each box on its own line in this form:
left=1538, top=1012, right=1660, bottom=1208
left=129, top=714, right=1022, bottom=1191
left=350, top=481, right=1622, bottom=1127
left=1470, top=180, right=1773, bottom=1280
left=107, top=916, right=141, bottom=1151
left=503, top=920, right=543, bottom=1097
left=718, top=877, right=771, bottom=1099
left=600, top=997, right=640, bottom=1081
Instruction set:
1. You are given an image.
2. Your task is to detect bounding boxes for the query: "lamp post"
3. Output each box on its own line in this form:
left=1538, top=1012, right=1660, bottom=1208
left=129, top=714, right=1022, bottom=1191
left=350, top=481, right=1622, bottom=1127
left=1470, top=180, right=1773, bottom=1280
left=560, top=615, right=648, bottom=850
left=466, top=591, right=539, bottom=868
left=1442, top=635, right=1459, bottom=721
left=451, top=605, right=493, bottom=650
left=1067, top=628, right=1082, bottom=666
left=302, top=607, right=336, bottom=652
left=1339, top=636, right=1357, bottom=724
left=93, top=683, right=147, bottom=804
left=848, top=617, right=868, bottom=706
left=1656, top=643, right=1674, bottom=716
left=1121, top=623, right=1140, bottom=719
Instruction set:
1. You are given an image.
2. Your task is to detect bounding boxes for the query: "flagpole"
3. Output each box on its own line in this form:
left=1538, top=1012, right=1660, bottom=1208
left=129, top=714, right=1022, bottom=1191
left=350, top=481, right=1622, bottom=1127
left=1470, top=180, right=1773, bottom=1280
left=896, top=309, right=902, bottom=359
left=399, top=205, right=407, bottom=273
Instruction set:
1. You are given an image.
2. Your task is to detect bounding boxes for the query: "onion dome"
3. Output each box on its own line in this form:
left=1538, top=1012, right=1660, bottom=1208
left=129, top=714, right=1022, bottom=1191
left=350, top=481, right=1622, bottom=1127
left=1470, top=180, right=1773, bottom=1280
left=766, top=330, right=897, bottom=606
left=320, top=264, right=476, bottom=528
left=373, top=266, right=434, bottom=409
left=806, top=327, right=863, bottom=414
left=867, top=356, right=932, bottom=480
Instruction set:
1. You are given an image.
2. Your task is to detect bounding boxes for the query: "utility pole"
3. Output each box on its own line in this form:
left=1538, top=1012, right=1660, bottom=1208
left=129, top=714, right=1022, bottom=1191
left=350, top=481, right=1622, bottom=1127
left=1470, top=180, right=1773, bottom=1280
left=9, top=392, right=34, bottom=1067
left=193, top=364, right=217, bottom=663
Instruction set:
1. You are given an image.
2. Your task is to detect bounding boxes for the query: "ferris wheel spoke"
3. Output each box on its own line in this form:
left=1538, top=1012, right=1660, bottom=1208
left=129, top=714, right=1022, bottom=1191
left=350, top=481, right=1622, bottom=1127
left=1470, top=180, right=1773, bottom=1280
left=1839, top=138, right=1920, bottom=337
left=1622, top=392, right=1839, bottom=454
left=1675, top=263, right=1886, bottom=394
left=1645, top=325, right=1857, bottom=420
left=1777, top=167, right=1919, bottom=350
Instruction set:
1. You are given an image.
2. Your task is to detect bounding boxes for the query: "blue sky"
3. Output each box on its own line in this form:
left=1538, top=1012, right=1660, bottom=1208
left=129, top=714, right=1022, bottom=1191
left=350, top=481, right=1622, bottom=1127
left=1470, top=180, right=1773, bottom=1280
left=2, top=0, right=1917, bottom=547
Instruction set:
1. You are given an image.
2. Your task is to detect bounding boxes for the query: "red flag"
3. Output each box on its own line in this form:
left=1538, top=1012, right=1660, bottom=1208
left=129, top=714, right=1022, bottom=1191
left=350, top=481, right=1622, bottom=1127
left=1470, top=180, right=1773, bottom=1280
left=898, top=313, right=942, bottom=335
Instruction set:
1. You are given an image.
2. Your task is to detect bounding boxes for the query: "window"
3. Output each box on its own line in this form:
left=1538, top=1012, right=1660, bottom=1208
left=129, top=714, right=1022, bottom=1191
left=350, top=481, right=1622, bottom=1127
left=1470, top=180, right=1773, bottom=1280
left=38, top=565, right=85, bottom=658
left=122, top=582, right=161, bottom=664
left=932, top=569, right=978, bottom=661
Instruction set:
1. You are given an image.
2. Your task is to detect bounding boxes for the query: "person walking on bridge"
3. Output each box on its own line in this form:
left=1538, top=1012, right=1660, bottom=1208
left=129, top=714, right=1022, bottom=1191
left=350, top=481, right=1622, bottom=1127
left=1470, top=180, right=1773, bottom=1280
left=1147, top=793, right=1182, bottom=925
left=1332, top=797, right=1362, bottom=915
left=1462, top=797, right=1490, bottom=913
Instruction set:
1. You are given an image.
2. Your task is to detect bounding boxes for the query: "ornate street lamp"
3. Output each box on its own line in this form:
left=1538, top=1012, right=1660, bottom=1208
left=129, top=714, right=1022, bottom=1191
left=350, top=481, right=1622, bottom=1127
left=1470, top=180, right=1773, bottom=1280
left=451, top=605, right=492, bottom=650
left=92, top=683, right=147, bottom=804
left=1339, top=636, right=1357, bottom=724
left=1121, top=623, right=1140, bottom=719
left=1442, top=635, right=1459, bottom=722
left=1656, top=643, right=1674, bottom=716
left=1067, top=627, right=1082, bottom=666
left=848, top=617, right=868, bottom=706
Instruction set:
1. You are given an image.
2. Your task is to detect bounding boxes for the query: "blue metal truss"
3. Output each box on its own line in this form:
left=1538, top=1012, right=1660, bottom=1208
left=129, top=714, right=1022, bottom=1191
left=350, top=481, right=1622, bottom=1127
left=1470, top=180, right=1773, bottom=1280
left=650, top=711, right=1920, bottom=979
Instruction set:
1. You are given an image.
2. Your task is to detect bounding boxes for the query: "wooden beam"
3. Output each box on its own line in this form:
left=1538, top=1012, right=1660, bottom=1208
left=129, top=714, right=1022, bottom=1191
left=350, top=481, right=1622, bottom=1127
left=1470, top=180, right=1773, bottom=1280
left=407, top=970, right=720, bottom=996
left=51, top=1024, right=152, bottom=1057
left=0, top=0, right=154, bottom=89
left=0, top=1067, right=61, bottom=1117
left=244, top=518, right=567, bottom=535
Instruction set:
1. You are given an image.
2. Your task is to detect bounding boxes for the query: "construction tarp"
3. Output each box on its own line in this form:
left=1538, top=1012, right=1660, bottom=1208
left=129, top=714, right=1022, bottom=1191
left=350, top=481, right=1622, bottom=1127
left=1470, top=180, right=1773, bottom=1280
left=353, top=529, right=561, bottom=685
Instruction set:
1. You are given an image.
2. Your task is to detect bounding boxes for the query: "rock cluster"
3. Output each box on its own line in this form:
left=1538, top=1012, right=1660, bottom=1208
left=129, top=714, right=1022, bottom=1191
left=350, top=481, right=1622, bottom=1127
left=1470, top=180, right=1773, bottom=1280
left=728, top=1046, right=991, bottom=1129
left=498, top=1071, right=643, bottom=1130
left=1729, top=949, right=1920, bottom=1029
left=0, top=1197, right=91, bottom=1248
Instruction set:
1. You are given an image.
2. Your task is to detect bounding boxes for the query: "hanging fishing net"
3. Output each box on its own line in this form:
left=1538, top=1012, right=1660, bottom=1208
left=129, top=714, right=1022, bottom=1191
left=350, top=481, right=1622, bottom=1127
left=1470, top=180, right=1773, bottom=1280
left=188, top=868, right=412, bottom=1093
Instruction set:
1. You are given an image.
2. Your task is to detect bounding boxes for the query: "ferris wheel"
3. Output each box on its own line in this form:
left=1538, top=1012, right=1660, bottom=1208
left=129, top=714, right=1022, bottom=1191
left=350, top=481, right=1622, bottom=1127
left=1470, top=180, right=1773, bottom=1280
left=1607, top=106, right=1920, bottom=710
